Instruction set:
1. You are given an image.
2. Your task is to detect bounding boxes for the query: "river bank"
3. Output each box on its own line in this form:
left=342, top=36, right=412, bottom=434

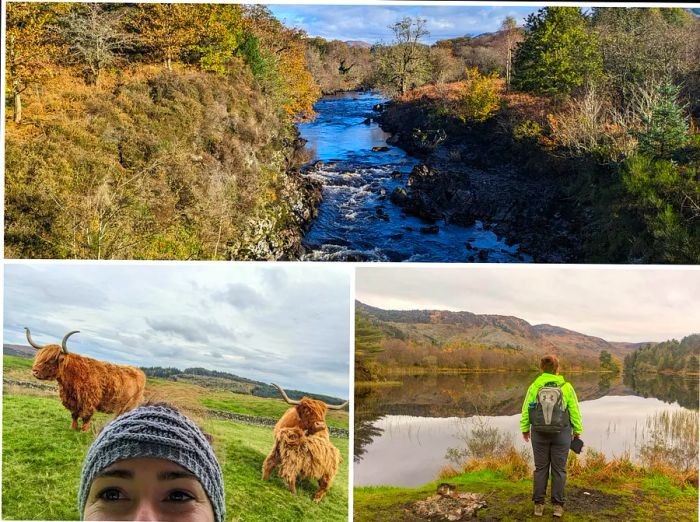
left=376, top=91, right=586, bottom=263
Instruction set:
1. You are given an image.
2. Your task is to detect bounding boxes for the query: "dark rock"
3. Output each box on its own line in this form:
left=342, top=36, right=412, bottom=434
left=391, top=170, right=402, bottom=179
left=386, top=134, right=400, bottom=145
left=478, top=250, right=489, bottom=261
left=420, top=225, right=439, bottom=234
left=362, top=117, right=372, bottom=124
left=372, top=103, right=384, bottom=112
left=390, top=187, right=409, bottom=206
left=389, top=233, right=404, bottom=240
left=372, top=146, right=390, bottom=152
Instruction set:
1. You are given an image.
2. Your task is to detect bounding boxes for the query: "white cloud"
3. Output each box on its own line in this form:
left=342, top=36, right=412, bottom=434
left=4, top=263, right=351, bottom=398
left=269, top=5, right=535, bottom=44
left=356, top=266, right=700, bottom=343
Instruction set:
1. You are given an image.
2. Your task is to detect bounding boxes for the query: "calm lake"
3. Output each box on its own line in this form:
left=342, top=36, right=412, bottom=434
left=297, top=92, right=528, bottom=262
left=354, top=372, right=698, bottom=487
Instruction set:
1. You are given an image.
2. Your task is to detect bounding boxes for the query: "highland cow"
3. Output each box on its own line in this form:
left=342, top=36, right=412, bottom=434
left=262, top=383, right=347, bottom=481
left=270, top=426, right=342, bottom=502
left=26, top=328, right=145, bottom=431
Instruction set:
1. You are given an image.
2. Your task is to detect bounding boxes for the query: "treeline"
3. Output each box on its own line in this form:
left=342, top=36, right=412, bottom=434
left=303, top=18, right=521, bottom=97
left=305, top=38, right=372, bottom=94
left=355, top=310, right=609, bottom=381
left=624, top=335, right=700, bottom=375
left=5, top=3, right=321, bottom=260
left=383, top=8, right=700, bottom=263
left=142, top=366, right=344, bottom=403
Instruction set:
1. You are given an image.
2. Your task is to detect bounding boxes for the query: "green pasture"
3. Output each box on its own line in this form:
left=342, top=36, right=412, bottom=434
left=2, top=356, right=349, bottom=521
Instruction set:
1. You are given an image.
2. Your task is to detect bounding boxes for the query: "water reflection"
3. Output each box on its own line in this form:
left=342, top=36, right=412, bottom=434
left=354, top=372, right=698, bottom=486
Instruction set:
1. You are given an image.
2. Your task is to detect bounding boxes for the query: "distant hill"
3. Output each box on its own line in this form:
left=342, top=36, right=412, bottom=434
left=3, top=344, right=35, bottom=358
left=356, top=301, right=654, bottom=371
left=3, top=345, right=345, bottom=404
left=345, top=40, right=371, bottom=49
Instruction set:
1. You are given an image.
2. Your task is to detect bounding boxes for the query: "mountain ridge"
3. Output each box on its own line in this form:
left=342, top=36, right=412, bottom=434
left=356, top=301, right=652, bottom=360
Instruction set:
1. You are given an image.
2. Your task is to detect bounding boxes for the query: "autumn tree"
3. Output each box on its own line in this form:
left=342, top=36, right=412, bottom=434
left=131, top=3, right=196, bottom=70
left=592, top=8, right=697, bottom=106
left=373, top=17, right=431, bottom=96
left=429, top=46, right=462, bottom=84
left=500, top=16, right=518, bottom=89
left=6, top=3, right=67, bottom=123
left=512, top=7, right=602, bottom=97
left=242, top=5, right=320, bottom=120
left=186, top=4, right=244, bottom=75
left=59, top=4, right=131, bottom=85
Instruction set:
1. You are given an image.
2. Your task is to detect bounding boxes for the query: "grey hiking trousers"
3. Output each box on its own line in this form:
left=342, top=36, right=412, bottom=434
left=531, top=424, right=571, bottom=505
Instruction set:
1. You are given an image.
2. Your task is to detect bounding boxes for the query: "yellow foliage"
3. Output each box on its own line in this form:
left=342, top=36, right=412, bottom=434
left=459, top=67, right=502, bottom=123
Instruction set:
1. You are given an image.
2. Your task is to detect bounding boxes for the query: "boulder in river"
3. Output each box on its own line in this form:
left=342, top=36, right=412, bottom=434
left=391, top=170, right=402, bottom=179
left=372, top=103, right=384, bottom=112
left=372, top=146, right=390, bottom=152
left=420, top=225, right=439, bottom=234
left=390, top=187, right=409, bottom=206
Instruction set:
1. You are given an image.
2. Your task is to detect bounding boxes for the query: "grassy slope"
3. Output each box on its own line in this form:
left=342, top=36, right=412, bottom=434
left=2, top=356, right=349, bottom=521
left=354, top=469, right=698, bottom=522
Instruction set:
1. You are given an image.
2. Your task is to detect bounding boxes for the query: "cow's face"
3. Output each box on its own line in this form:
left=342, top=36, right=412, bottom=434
left=296, top=398, right=328, bottom=434
left=32, top=345, right=64, bottom=380
left=278, top=427, right=305, bottom=447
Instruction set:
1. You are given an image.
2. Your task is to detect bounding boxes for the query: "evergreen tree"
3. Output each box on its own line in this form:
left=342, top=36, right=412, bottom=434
left=512, top=7, right=602, bottom=97
left=636, top=80, right=689, bottom=160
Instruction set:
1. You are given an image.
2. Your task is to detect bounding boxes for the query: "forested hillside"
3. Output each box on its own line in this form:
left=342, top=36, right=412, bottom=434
left=5, top=3, right=321, bottom=259
left=624, top=335, right=700, bottom=375
left=355, top=301, right=639, bottom=377
left=377, top=8, right=700, bottom=262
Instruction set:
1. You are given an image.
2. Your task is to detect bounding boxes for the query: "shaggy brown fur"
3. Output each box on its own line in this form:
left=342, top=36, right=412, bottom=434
left=263, top=397, right=331, bottom=481
left=274, top=397, right=330, bottom=437
left=33, top=344, right=145, bottom=431
left=264, top=427, right=341, bottom=502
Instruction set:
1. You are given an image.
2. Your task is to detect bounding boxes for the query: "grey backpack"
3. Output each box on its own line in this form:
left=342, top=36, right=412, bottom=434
left=528, top=380, right=569, bottom=433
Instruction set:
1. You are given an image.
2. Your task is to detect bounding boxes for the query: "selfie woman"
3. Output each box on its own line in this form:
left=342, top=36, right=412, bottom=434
left=78, top=403, right=225, bottom=522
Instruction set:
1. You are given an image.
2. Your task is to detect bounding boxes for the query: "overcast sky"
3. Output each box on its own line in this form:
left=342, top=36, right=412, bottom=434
left=4, top=263, right=351, bottom=398
left=268, top=5, right=536, bottom=44
left=356, top=266, right=700, bottom=343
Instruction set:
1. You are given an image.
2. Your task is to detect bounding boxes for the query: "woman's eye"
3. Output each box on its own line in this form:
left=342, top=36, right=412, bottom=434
left=165, top=490, right=195, bottom=502
left=97, top=488, right=126, bottom=502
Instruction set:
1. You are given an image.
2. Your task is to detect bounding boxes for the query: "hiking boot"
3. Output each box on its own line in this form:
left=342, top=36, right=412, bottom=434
left=553, top=504, right=564, bottom=518
left=533, top=504, right=544, bottom=517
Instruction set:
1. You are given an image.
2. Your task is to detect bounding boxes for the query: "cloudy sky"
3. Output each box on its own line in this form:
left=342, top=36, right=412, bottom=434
left=356, top=266, right=700, bottom=343
left=269, top=5, right=537, bottom=44
left=4, top=263, right=351, bottom=398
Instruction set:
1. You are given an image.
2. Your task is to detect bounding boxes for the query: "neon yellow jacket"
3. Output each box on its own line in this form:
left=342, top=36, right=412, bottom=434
left=520, top=373, right=583, bottom=434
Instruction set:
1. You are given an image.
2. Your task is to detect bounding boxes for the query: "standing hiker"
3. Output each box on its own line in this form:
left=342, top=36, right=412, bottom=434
left=521, top=354, right=583, bottom=518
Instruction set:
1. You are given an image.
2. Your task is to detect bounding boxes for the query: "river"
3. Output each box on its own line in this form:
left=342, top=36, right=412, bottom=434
left=354, top=372, right=698, bottom=487
left=297, top=92, right=529, bottom=262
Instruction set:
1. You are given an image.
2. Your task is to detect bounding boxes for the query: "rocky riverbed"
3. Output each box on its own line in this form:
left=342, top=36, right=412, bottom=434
left=378, top=99, right=585, bottom=263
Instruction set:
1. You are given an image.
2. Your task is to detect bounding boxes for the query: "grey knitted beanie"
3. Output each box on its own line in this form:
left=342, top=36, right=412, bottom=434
left=78, top=404, right=225, bottom=522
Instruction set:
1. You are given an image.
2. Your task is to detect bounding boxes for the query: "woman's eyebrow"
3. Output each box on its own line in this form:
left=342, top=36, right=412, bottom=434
left=158, top=471, right=198, bottom=481
left=97, top=469, right=133, bottom=479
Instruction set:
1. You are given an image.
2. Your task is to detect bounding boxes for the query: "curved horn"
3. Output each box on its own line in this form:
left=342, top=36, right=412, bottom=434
left=326, top=400, right=349, bottom=410
left=272, top=383, right=301, bottom=406
left=24, top=327, right=43, bottom=350
left=61, top=330, right=80, bottom=354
